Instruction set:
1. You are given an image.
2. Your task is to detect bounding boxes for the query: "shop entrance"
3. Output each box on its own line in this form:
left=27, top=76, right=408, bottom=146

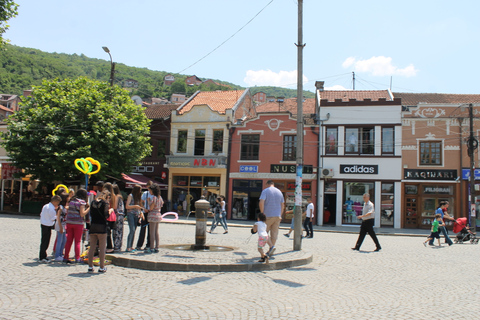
left=324, top=194, right=336, bottom=224
left=231, top=179, right=263, bottom=220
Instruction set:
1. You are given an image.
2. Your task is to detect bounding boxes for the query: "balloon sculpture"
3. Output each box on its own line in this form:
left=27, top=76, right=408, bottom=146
left=52, top=184, right=69, bottom=196
left=74, top=157, right=101, bottom=189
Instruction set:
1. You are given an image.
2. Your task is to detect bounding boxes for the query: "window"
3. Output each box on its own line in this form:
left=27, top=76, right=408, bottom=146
left=177, top=130, right=187, bottom=153
left=326, top=127, right=337, bottom=154
left=283, top=135, right=296, bottom=161
left=212, top=129, right=224, bottom=153
left=345, top=127, right=374, bottom=155
left=380, top=183, right=394, bottom=226
left=342, top=182, right=374, bottom=225
left=240, top=134, right=260, bottom=160
left=382, top=127, right=394, bottom=154
left=420, top=141, right=442, bottom=165
left=194, top=129, right=205, bottom=156
left=157, top=139, right=166, bottom=158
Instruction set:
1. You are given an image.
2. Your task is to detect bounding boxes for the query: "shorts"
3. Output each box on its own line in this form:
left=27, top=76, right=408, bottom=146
left=258, top=235, right=269, bottom=249
left=429, top=232, right=440, bottom=239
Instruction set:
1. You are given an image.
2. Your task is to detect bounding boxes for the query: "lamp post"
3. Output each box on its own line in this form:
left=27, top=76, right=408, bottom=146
left=102, top=46, right=116, bottom=86
left=467, top=104, right=478, bottom=232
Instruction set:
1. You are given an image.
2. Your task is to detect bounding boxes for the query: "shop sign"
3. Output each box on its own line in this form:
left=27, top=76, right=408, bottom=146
left=287, top=182, right=311, bottom=190
left=340, top=164, right=378, bottom=174
left=404, top=169, right=456, bottom=180
left=167, top=156, right=226, bottom=168
left=461, top=168, right=480, bottom=180
left=423, top=186, right=453, bottom=195
left=270, top=165, right=313, bottom=174
left=1, top=163, right=22, bottom=179
left=240, top=165, right=258, bottom=173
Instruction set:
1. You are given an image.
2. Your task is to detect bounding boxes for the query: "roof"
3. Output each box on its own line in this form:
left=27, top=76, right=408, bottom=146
left=393, top=92, right=480, bottom=106
left=121, top=173, right=167, bottom=189
left=256, top=98, right=315, bottom=114
left=319, top=90, right=393, bottom=102
left=178, top=90, right=246, bottom=114
left=143, top=104, right=179, bottom=119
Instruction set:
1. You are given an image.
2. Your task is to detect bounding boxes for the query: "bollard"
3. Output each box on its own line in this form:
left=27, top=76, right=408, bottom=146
left=194, top=196, right=210, bottom=250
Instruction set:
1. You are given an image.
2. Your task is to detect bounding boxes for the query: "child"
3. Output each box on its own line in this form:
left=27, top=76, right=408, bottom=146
left=252, top=212, right=272, bottom=263
left=424, top=214, right=445, bottom=247
left=54, top=193, right=69, bottom=261
left=39, top=195, right=62, bottom=263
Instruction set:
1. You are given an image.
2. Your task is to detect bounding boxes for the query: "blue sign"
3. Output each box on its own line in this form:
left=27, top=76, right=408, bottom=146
left=240, top=165, right=258, bottom=173
left=462, top=168, right=480, bottom=180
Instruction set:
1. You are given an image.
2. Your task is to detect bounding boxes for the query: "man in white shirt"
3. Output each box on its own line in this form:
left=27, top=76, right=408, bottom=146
left=352, top=193, right=381, bottom=251
left=303, top=197, right=315, bottom=238
left=39, top=195, right=61, bottom=262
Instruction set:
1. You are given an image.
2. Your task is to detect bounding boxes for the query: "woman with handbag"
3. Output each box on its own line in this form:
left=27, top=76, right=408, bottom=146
left=103, top=182, right=117, bottom=253
left=125, top=184, right=143, bottom=252
left=87, top=190, right=111, bottom=273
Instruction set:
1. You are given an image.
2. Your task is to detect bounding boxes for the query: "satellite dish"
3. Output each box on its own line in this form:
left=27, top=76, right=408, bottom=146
left=131, top=95, right=143, bottom=105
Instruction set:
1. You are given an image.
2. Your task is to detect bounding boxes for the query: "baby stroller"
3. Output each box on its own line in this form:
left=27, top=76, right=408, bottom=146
left=453, top=217, right=478, bottom=244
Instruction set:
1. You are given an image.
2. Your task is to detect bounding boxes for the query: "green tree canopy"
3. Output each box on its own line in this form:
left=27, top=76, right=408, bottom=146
left=2, top=77, right=152, bottom=184
left=0, top=1, right=18, bottom=47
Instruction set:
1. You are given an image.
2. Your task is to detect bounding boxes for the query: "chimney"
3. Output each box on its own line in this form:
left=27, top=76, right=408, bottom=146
left=315, top=81, right=324, bottom=92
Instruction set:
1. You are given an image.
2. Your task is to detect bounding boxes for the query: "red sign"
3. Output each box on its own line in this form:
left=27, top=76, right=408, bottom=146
left=161, top=171, right=167, bottom=179
left=1, top=163, right=22, bottom=180
left=193, top=158, right=217, bottom=167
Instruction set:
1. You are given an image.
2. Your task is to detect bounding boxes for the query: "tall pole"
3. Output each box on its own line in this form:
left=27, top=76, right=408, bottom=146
left=468, top=104, right=478, bottom=232
left=293, top=0, right=305, bottom=251
left=102, top=46, right=115, bottom=86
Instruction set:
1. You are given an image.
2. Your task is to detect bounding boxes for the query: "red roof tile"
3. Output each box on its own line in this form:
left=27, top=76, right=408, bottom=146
left=256, top=98, right=315, bottom=114
left=143, top=104, right=179, bottom=119
left=319, top=90, right=393, bottom=102
left=178, top=90, right=245, bottom=114
left=393, top=92, right=480, bottom=106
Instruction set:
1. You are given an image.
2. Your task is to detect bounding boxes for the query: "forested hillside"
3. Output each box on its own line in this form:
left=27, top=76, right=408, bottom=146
left=0, top=44, right=314, bottom=100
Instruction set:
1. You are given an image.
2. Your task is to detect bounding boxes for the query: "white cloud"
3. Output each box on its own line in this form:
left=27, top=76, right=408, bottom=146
left=342, top=56, right=418, bottom=77
left=244, top=69, right=308, bottom=87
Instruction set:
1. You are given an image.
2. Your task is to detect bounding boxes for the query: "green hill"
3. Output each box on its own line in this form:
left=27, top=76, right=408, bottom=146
left=0, top=44, right=313, bottom=100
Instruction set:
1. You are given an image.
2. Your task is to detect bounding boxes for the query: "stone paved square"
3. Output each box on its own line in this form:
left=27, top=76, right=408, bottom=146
left=1, top=214, right=479, bottom=319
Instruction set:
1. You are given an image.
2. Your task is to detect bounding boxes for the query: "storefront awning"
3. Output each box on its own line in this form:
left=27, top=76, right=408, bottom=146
left=121, top=173, right=167, bottom=189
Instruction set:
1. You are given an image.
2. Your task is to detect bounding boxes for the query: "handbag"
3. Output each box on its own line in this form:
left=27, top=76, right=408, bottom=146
left=106, top=208, right=116, bottom=222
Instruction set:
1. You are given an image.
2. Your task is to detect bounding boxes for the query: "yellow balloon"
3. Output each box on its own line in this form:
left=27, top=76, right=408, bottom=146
left=85, top=157, right=101, bottom=175
left=52, top=184, right=68, bottom=196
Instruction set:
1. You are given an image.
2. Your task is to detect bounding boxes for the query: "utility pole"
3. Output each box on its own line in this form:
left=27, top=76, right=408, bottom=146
left=352, top=72, right=355, bottom=90
left=467, top=104, right=478, bottom=232
left=293, top=0, right=305, bottom=251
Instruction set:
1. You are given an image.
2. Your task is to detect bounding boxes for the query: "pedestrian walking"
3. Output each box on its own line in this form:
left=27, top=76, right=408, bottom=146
left=252, top=212, right=272, bottom=263
left=208, top=197, right=228, bottom=233
left=428, top=201, right=453, bottom=246
left=352, top=193, right=381, bottom=252
left=259, top=180, right=284, bottom=257
left=303, top=197, right=314, bottom=238
left=220, top=195, right=229, bottom=234
left=39, top=195, right=62, bottom=263
left=423, top=214, right=444, bottom=247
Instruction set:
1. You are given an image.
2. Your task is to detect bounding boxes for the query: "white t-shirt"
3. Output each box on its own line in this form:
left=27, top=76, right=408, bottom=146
left=306, top=202, right=314, bottom=218
left=255, top=221, right=268, bottom=237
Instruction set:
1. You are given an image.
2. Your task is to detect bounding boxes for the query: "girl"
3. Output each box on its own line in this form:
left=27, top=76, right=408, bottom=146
left=146, top=183, right=163, bottom=253
left=125, top=184, right=143, bottom=252
left=112, top=184, right=125, bottom=252
left=87, top=190, right=111, bottom=273
left=220, top=195, right=228, bottom=234
left=54, top=192, right=69, bottom=261
left=64, top=189, right=90, bottom=263
left=252, top=212, right=272, bottom=263
left=103, top=182, right=117, bottom=253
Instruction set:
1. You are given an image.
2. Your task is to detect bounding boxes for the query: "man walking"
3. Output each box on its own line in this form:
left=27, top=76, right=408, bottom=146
left=259, top=180, right=284, bottom=257
left=303, top=197, right=314, bottom=238
left=428, top=201, right=454, bottom=246
left=352, top=193, right=381, bottom=252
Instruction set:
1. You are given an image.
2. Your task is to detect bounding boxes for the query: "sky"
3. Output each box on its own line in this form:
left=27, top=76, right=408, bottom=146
left=5, top=0, right=480, bottom=94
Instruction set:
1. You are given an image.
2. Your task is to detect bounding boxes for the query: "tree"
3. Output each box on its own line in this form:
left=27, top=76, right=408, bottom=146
left=2, top=77, right=152, bottom=184
left=0, top=1, right=18, bottom=47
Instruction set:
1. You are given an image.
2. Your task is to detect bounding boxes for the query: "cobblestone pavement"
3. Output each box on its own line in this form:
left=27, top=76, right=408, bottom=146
left=1, top=214, right=479, bottom=319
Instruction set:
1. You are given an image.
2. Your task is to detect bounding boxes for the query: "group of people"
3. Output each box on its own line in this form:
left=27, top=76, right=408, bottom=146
left=208, top=195, right=229, bottom=234
left=423, top=200, right=455, bottom=247
left=39, top=180, right=164, bottom=273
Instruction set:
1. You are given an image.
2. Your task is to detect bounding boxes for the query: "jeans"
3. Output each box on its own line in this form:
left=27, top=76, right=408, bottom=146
left=55, top=231, right=67, bottom=259
left=304, top=217, right=313, bottom=237
left=126, top=213, right=138, bottom=249
left=210, top=214, right=228, bottom=232
left=429, top=226, right=452, bottom=245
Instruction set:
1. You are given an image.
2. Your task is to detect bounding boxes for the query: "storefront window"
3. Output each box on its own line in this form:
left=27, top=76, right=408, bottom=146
left=420, top=185, right=453, bottom=227
left=173, top=176, right=188, bottom=186
left=343, top=182, right=374, bottom=225
left=232, top=179, right=263, bottom=220
left=204, top=176, right=220, bottom=188
left=190, top=176, right=202, bottom=187
left=380, top=183, right=394, bottom=226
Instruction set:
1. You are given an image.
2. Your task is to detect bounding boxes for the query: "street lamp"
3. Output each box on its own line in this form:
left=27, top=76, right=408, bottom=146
left=102, top=46, right=116, bottom=86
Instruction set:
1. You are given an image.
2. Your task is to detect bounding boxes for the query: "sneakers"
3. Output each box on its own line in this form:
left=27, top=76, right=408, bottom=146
left=145, top=248, right=152, bottom=254
left=266, top=246, right=276, bottom=257
left=98, top=267, right=107, bottom=273
left=39, top=258, right=50, bottom=263
left=54, top=256, right=64, bottom=262
left=64, top=259, right=73, bottom=264
left=258, top=257, right=266, bottom=263
left=87, top=267, right=94, bottom=273
left=283, top=233, right=290, bottom=238
left=423, top=242, right=427, bottom=247
left=153, top=248, right=159, bottom=253
left=223, top=231, right=228, bottom=234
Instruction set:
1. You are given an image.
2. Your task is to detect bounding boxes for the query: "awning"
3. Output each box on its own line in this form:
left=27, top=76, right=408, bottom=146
left=121, top=173, right=167, bottom=189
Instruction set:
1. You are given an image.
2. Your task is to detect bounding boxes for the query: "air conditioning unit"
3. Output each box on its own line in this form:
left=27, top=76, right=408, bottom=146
left=320, top=168, right=334, bottom=178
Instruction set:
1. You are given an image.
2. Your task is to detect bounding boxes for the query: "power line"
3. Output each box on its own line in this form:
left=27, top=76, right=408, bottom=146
left=177, top=0, right=275, bottom=75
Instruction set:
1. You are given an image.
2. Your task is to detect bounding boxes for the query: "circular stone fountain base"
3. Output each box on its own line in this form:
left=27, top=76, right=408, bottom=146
left=160, top=244, right=234, bottom=252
